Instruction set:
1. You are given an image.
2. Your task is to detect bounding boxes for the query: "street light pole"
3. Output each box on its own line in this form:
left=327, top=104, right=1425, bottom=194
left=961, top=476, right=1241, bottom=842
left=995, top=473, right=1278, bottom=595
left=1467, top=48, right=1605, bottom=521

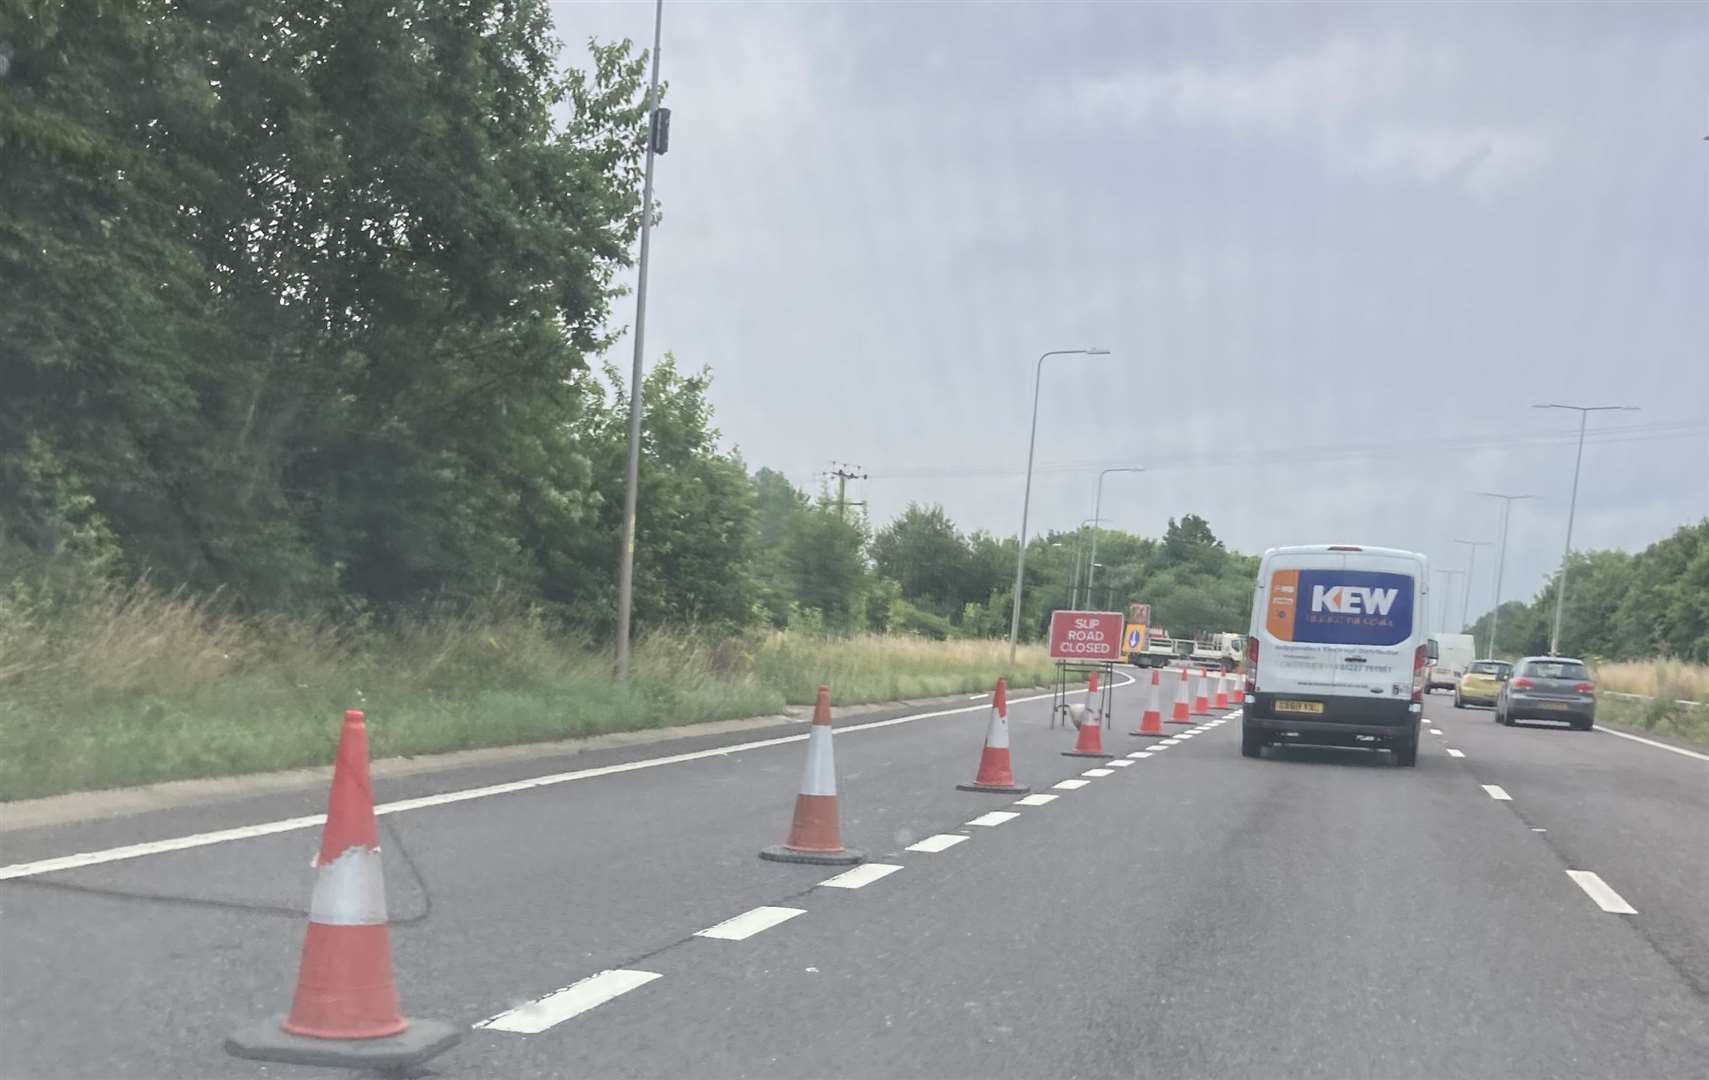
left=614, top=0, right=666, bottom=682
left=1086, top=467, right=1144, bottom=609
left=1006, top=348, right=1111, bottom=661
left=1070, top=517, right=1108, bottom=607
left=1532, top=403, right=1639, bottom=655
left=1432, top=568, right=1464, bottom=635
left=1475, top=492, right=1535, bottom=659
left=1451, top=539, right=1492, bottom=644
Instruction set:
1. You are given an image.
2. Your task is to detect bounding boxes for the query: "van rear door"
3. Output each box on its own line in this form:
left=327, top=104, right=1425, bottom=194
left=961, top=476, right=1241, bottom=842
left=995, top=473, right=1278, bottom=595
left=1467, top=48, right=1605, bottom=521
left=1295, top=552, right=1419, bottom=701
left=1256, top=549, right=1346, bottom=696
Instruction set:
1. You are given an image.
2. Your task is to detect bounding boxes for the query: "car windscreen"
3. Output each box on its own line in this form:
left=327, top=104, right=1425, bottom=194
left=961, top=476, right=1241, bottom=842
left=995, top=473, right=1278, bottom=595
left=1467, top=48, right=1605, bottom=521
left=1265, top=568, right=1415, bottom=646
left=1468, top=662, right=1506, bottom=675
left=1523, top=660, right=1588, bottom=680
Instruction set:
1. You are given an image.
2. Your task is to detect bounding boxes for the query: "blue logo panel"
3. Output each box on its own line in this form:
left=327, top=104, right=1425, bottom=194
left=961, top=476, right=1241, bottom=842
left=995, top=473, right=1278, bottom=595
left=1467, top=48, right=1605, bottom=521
left=1291, top=570, right=1415, bottom=646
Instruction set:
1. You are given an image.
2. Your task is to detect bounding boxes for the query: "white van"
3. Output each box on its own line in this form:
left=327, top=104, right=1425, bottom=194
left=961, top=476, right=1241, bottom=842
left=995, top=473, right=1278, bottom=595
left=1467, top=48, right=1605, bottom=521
left=1242, top=544, right=1432, bottom=766
left=1425, top=633, right=1477, bottom=692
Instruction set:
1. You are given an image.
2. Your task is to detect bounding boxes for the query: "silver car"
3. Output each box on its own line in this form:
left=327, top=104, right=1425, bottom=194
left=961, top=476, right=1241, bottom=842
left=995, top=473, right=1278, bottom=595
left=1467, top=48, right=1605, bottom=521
left=1495, top=656, right=1596, bottom=730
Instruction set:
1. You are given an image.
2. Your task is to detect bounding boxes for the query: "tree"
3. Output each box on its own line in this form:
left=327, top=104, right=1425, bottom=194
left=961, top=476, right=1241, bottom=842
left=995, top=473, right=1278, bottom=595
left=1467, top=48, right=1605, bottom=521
left=783, top=509, right=870, bottom=632
left=870, top=503, right=970, bottom=619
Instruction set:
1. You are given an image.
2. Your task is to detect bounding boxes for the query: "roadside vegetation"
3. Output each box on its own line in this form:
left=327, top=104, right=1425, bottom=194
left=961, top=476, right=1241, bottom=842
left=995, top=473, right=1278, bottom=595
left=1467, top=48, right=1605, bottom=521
left=0, top=583, right=1057, bottom=801
left=1590, top=659, right=1709, bottom=748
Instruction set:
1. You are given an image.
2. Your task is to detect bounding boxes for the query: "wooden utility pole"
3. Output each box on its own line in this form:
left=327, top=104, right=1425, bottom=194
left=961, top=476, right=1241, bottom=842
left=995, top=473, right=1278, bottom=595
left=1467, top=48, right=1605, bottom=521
left=826, top=462, right=868, bottom=520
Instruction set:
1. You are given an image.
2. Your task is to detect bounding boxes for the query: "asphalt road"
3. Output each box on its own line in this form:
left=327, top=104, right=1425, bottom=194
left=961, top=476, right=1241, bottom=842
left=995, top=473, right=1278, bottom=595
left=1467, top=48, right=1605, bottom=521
left=2, top=671, right=1707, bottom=1079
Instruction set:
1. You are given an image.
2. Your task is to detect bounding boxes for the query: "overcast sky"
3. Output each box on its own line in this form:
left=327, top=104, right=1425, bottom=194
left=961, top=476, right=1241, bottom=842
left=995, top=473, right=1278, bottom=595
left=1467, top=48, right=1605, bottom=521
left=553, top=0, right=1708, bottom=623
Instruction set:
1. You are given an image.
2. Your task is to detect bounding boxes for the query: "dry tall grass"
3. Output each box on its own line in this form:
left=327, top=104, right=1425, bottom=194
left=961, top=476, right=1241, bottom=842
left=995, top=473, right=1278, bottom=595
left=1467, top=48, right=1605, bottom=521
left=1591, top=659, right=1709, bottom=703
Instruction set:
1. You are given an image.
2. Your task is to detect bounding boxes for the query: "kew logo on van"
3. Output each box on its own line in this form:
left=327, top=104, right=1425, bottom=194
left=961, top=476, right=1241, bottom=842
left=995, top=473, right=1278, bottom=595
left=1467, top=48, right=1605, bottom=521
left=1310, top=584, right=1399, bottom=616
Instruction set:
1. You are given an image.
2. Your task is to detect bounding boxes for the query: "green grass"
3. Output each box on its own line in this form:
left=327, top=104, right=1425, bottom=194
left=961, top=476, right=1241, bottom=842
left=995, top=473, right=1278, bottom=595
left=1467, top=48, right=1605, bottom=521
left=1594, top=694, right=1709, bottom=750
left=0, top=586, right=1056, bottom=800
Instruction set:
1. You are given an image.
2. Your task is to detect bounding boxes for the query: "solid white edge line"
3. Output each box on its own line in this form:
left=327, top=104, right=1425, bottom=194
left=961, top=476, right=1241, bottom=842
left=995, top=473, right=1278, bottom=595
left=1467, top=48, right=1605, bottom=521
left=1482, top=784, right=1512, bottom=801
left=476, top=969, right=661, bottom=1034
left=965, top=810, right=1020, bottom=827
left=0, top=672, right=1142, bottom=881
left=818, top=863, right=902, bottom=890
left=905, top=833, right=968, bottom=853
left=1013, top=793, right=1058, bottom=806
left=694, top=906, right=806, bottom=941
left=1592, top=725, right=1709, bottom=763
left=1446, top=748, right=1466, bottom=758
left=1565, top=870, right=1638, bottom=914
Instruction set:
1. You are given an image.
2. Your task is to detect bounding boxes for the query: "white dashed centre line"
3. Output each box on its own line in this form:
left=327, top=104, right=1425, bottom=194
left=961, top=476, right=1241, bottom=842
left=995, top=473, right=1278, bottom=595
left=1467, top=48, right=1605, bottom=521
left=906, top=833, right=968, bottom=853
left=1482, top=784, right=1512, bottom=801
left=1053, top=779, right=1091, bottom=790
left=1159, top=739, right=1180, bottom=746
left=1566, top=870, right=1638, bottom=914
left=1446, top=748, right=1466, bottom=758
left=695, top=906, right=805, bottom=941
left=477, top=969, right=661, bottom=1034
left=819, top=863, right=902, bottom=889
left=1104, top=759, right=1134, bottom=767
left=1430, top=728, right=1443, bottom=735
left=1014, top=793, right=1058, bottom=806
left=965, top=811, right=1020, bottom=827
left=1081, top=768, right=1114, bottom=777
left=1128, top=751, right=1153, bottom=759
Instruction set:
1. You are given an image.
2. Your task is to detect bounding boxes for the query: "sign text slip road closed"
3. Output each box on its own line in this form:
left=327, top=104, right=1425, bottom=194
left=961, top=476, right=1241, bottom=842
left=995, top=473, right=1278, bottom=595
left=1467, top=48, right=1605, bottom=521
left=1047, top=610, right=1125, bottom=661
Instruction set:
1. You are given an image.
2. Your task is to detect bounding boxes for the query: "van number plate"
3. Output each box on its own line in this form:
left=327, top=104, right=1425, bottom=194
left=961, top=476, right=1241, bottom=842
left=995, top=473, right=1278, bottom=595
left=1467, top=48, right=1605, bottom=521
left=1275, top=700, right=1325, bottom=715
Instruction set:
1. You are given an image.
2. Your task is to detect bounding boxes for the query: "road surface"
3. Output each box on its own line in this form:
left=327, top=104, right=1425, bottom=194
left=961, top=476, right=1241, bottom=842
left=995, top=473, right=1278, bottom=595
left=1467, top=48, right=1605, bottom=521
left=2, top=673, right=1706, bottom=1078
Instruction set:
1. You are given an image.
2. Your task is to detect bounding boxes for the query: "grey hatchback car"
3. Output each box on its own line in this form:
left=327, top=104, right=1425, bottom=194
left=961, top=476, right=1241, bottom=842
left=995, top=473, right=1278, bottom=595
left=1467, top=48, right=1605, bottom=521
left=1496, top=656, right=1596, bottom=730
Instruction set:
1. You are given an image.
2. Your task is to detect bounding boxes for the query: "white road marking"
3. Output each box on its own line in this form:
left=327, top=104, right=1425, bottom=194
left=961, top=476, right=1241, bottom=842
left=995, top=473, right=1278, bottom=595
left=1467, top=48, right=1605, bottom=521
left=818, top=863, right=902, bottom=889
left=1150, top=744, right=1170, bottom=751
left=1430, top=728, right=1443, bottom=735
left=1482, top=784, right=1512, bottom=801
left=1446, top=748, right=1466, bottom=758
left=1159, top=739, right=1180, bottom=745
left=1013, top=793, right=1058, bottom=806
left=965, top=811, right=1020, bottom=827
left=1566, top=870, right=1638, bottom=914
left=1532, top=827, right=1547, bottom=833
left=1176, top=733, right=1195, bottom=740
left=1128, top=751, right=1153, bottom=759
left=906, top=833, right=969, bottom=852
left=1104, top=759, right=1134, bottom=767
left=1593, top=725, right=1709, bottom=763
left=1053, top=779, right=1091, bottom=790
left=0, top=673, right=1141, bottom=883
left=1080, top=768, right=1114, bottom=777
left=968, top=693, right=988, bottom=700
left=695, top=906, right=806, bottom=941
left=476, top=969, right=661, bottom=1034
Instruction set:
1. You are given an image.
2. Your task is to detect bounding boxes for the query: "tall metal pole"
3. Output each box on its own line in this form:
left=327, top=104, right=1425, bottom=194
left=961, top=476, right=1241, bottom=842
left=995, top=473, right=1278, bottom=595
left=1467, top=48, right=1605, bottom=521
left=1006, top=348, right=1109, bottom=661
left=613, top=0, right=666, bottom=681
left=1070, top=516, right=1107, bottom=607
left=1086, top=467, right=1143, bottom=608
left=1452, top=538, right=1491, bottom=639
left=1476, top=492, right=1535, bottom=659
left=1433, top=569, right=1464, bottom=635
left=1533, top=403, right=1638, bottom=656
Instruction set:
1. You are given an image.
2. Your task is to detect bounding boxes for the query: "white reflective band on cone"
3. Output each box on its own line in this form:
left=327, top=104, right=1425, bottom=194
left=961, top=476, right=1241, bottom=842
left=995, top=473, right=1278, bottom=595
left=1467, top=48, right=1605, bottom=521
left=799, top=725, right=838, bottom=796
left=985, top=708, right=1010, bottom=749
left=308, top=845, right=389, bottom=926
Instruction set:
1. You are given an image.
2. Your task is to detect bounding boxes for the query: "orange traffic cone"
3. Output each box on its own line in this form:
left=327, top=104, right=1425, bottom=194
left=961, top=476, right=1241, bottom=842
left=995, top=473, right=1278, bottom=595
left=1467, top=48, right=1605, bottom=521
left=1214, top=672, right=1230, bottom=709
left=1231, top=674, right=1246, bottom=705
left=1169, top=668, right=1193, bottom=724
left=1063, top=671, right=1109, bottom=758
left=1131, top=669, right=1166, bottom=736
left=760, top=686, right=864, bottom=865
left=958, top=678, right=1030, bottom=794
left=1192, top=669, right=1212, bottom=715
left=227, top=711, right=460, bottom=1070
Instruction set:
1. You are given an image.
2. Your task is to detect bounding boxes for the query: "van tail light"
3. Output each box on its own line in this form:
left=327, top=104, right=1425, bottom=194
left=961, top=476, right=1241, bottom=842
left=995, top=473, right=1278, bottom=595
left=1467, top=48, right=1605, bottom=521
left=1511, top=677, right=1534, bottom=690
left=1411, top=645, right=1428, bottom=702
left=1573, top=681, right=1596, bottom=694
left=1245, top=636, right=1259, bottom=694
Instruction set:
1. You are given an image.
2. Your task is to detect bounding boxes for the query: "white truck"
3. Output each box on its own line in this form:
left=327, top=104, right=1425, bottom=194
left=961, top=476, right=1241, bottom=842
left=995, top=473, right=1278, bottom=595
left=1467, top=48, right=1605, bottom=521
left=1127, top=627, right=1191, bottom=668
left=1426, top=633, right=1477, bottom=693
left=1190, top=631, right=1246, bottom=671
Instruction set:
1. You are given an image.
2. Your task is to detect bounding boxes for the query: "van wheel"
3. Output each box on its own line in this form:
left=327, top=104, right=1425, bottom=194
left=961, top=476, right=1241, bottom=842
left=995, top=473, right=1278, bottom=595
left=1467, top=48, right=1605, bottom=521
left=1392, top=732, right=1418, bottom=767
left=1241, top=723, right=1265, bottom=759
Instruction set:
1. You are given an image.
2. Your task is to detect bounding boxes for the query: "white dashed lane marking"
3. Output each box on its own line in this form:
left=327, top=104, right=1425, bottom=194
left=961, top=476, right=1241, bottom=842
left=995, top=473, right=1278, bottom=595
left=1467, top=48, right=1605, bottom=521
left=905, top=833, right=968, bottom=853
left=1053, top=779, right=1091, bottom=790
left=965, top=811, right=1020, bottom=827
left=1566, top=870, right=1638, bottom=914
left=695, top=906, right=805, bottom=941
left=1080, top=768, right=1114, bottom=778
left=1013, top=793, right=1058, bottom=806
left=476, top=969, right=661, bottom=1034
left=818, top=863, right=901, bottom=889
left=1104, top=759, right=1134, bottom=767
left=1128, top=751, right=1153, bottom=759
left=1159, top=739, right=1180, bottom=746
left=1482, top=784, right=1512, bottom=801
left=1430, top=728, right=1443, bottom=735
left=1446, top=748, right=1466, bottom=758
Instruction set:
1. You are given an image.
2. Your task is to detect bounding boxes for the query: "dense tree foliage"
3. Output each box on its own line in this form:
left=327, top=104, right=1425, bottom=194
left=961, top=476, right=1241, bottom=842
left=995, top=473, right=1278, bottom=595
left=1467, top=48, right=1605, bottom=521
left=1467, top=520, right=1709, bottom=662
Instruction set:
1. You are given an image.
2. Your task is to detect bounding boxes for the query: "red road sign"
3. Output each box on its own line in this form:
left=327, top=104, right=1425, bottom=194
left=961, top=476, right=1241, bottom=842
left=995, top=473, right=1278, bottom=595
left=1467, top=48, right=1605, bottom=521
left=1047, top=610, right=1125, bottom=662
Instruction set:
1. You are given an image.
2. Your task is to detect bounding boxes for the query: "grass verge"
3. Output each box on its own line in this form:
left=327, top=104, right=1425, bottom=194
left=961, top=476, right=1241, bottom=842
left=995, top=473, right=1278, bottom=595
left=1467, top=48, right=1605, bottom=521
left=0, top=587, right=1056, bottom=801
left=1593, top=695, right=1709, bottom=750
